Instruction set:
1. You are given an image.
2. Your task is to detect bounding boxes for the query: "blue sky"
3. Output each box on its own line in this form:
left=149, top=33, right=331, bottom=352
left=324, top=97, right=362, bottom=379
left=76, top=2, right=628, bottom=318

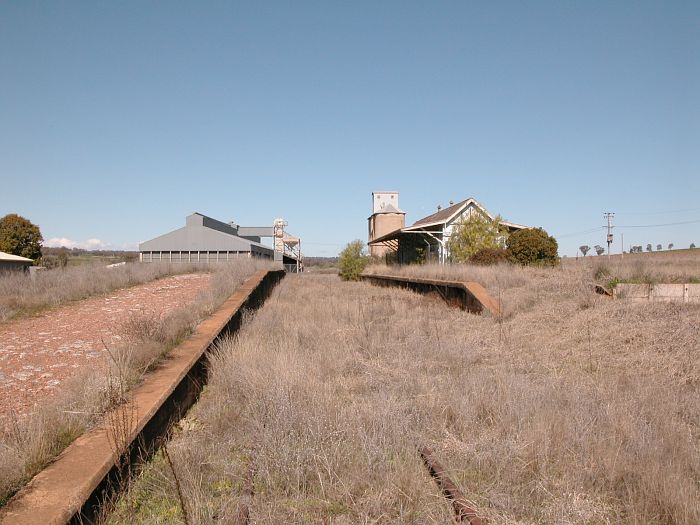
left=1, top=1, right=698, bottom=256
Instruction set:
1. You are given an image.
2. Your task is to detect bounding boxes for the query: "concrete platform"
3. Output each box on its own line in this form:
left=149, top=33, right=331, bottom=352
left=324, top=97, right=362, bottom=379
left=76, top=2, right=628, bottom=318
left=361, top=273, right=501, bottom=316
left=613, top=283, right=700, bottom=303
left=0, top=269, right=285, bottom=525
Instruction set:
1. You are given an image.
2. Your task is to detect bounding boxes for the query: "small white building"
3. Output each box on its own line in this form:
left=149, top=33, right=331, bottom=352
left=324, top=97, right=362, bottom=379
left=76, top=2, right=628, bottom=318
left=0, top=251, right=33, bottom=273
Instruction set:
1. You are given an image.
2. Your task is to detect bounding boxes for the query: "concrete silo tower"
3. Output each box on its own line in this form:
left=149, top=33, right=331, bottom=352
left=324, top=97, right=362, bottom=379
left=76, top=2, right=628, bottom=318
left=368, top=191, right=405, bottom=258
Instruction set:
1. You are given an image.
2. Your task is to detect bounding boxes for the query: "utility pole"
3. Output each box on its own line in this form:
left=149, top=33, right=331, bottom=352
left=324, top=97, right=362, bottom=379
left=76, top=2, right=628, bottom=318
left=604, top=212, right=615, bottom=257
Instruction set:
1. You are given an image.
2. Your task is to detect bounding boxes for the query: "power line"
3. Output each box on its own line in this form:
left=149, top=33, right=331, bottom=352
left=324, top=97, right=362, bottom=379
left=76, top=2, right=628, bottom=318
left=617, top=218, right=700, bottom=228
left=616, top=207, right=700, bottom=216
left=554, top=227, right=604, bottom=239
left=555, top=218, right=700, bottom=238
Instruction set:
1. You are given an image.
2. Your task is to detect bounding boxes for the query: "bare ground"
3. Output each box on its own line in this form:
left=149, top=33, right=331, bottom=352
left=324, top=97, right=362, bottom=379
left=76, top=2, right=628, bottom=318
left=0, top=273, right=210, bottom=419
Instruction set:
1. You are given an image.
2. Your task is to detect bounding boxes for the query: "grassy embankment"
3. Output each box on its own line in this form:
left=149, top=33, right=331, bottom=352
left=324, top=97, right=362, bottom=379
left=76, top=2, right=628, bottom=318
left=109, top=255, right=699, bottom=524
left=0, top=261, right=204, bottom=322
left=0, top=260, right=273, bottom=507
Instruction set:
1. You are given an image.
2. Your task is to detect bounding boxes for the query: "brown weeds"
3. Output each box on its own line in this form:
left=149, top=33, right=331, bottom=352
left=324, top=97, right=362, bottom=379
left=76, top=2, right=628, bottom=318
left=0, top=260, right=272, bottom=508
left=0, top=262, right=206, bottom=322
left=111, top=255, right=698, bottom=524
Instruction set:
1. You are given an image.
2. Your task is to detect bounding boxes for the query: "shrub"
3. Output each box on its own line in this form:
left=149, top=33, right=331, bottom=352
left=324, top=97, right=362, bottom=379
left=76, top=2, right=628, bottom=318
left=469, top=247, right=509, bottom=266
left=338, top=240, right=369, bottom=281
left=507, top=228, right=558, bottom=266
left=447, top=214, right=507, bottom=262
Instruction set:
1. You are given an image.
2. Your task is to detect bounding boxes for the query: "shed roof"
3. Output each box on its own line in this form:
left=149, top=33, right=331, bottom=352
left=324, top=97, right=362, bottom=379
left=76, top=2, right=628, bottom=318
left=409, top=199, right=474, bottom=228
left=369, top=197, right=530, bottom=246
left=0, top=251, right=33, bottom=263
left=139, top=213, right=274, bottom=254
left=406, top=197, right=529, bottom=231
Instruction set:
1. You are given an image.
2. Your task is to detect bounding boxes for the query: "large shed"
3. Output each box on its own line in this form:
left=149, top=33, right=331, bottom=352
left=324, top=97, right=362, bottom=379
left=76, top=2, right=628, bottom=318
left=139, top=213, right=275, bottom=263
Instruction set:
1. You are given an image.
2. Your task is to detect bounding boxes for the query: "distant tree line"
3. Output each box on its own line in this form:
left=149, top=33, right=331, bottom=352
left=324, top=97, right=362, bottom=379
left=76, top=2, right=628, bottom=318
left=42, top=246, right=139, bottom=258
left=304, top=256, right=339, bottom=268
left=582, top=242, right=695, bottom=256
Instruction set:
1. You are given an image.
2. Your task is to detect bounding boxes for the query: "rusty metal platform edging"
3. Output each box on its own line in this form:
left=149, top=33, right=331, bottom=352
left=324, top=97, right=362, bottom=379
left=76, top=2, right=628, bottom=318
left=361, top=273, right=501, bottom=315
left=0, top=269, right=285, bottom=525
left=419, top=447, right=485, bottom=524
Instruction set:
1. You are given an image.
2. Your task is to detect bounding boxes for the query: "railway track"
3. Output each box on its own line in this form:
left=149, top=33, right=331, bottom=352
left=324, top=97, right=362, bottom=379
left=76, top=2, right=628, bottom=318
left=1, top=272, right=491, bottom=524
left=230, top=446, right=485, bottom=525
left=420, top=447, right=485, bottom=524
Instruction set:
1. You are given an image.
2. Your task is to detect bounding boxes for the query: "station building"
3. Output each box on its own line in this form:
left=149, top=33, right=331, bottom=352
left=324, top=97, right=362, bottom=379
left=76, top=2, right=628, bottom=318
left=368, top=192, right=529, bottom=264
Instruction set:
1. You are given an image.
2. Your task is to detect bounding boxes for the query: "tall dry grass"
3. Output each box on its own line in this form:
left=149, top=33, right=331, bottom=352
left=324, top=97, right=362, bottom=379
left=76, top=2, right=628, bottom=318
left=110, top=257, right=698, bottom=524
left=563, top=250, right=700, bottom=284
left=0, top=260, right=272, bottom=507
left=0, top=262, right=209, bottom=322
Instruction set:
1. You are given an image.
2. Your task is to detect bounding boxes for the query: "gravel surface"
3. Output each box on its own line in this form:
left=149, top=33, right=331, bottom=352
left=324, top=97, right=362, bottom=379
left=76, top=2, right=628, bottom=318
left=0, top=273, right=210, bottom=419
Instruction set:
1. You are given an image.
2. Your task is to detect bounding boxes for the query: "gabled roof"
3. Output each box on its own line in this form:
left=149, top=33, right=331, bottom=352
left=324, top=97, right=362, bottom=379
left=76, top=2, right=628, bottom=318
left=406, top=198, right=488, bottom=230
left=404, top=197, right=529, bottom=231
left=0, top=251, right=33, bottom=263
left=368, top=197, right=530, bottom=246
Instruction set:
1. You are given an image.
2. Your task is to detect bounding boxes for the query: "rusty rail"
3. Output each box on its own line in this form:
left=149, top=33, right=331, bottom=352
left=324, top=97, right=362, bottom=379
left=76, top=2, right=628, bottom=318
left=0, top=269, right=285, bottom=525
left=419, top=447, right=485, bottom=524
left=361, top=274, right=501, bottom=316
left=233, top=458, right=256, bottom=525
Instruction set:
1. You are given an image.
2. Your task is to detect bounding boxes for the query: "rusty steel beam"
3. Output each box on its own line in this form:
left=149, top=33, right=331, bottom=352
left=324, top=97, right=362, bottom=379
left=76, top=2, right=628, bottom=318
left=419, top=447, right=485, bottom=525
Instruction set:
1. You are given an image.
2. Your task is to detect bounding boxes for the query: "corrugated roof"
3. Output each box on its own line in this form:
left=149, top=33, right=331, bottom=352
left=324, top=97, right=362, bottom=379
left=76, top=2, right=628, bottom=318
left=0, top=251, right=34, bottom=262
left=408, top=198, right=485, bottom=228
left=404, top=197, right=529, bottom=232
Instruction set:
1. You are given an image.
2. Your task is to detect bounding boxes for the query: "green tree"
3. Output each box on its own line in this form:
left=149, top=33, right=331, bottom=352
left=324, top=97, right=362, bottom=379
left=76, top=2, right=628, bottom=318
left=0, top=214, right=43, bottom=261
left=338, top=239, right=369, bottom=281
left=506, top=227, right=558, bottom=266
left=469, top=247, right=509, bottom=265
left=447, top=213, right=507, bottom=263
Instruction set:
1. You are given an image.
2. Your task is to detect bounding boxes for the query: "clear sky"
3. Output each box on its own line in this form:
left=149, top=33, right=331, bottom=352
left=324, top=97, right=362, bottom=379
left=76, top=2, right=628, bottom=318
left=1, top=1, right=698, bottom=256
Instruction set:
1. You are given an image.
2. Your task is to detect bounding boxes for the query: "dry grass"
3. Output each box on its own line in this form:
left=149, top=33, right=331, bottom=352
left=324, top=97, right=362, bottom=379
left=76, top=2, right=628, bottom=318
left=110, top=255, right=698, bottom=524
left=563, top=250, right=700, bottom=284
left=0, top=260, right=272, bottom=507
left=0, top=262, right=212, bottom=322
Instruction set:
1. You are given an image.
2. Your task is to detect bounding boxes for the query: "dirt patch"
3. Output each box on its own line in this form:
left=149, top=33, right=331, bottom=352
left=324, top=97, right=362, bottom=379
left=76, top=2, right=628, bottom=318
left=0, top=273, right=210, bottom=419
